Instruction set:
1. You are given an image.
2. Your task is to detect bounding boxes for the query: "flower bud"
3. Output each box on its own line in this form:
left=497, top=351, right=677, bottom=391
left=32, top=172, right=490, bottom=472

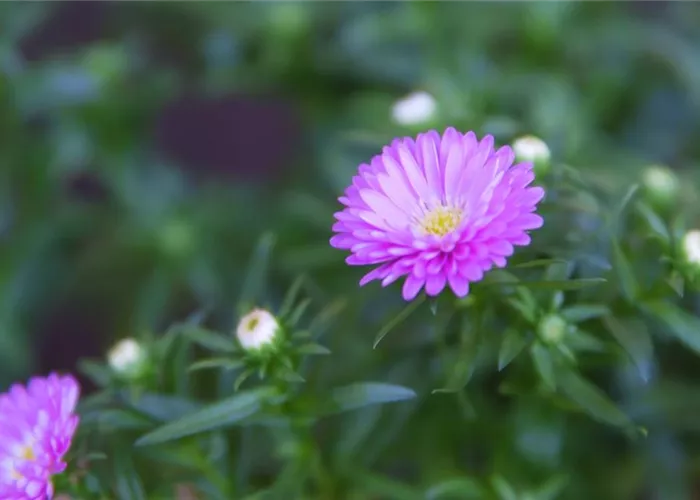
left=391, top=91, right=437, bottom=127
left=108, top=338, right=148, bottom=379
left=537, top=314, right=567, bottom=345
left=512, top=135, right=551, bottom=177
left=236, top=308, right=280, bottom=351
left=641, top=164, right=679, bottom=211
left=682, top=229, right=700, bottom=272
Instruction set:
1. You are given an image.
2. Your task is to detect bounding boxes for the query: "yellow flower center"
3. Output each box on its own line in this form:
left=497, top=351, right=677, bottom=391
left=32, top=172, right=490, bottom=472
left=20, top=446, right=36, bottom=461
left=419, top=206, right=463, bottom=237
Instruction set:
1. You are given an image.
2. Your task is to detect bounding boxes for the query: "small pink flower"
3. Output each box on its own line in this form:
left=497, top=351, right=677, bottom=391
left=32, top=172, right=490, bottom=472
left=331, top=128, right=545, bottom=300
left=0, top=373, right=80, bottom=500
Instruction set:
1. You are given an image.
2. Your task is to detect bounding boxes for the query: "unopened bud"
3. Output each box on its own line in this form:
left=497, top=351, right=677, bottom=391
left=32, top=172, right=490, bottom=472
left=513, top=135, right=551, bottom=177
left=537, top=314, right=567, bottom=345
left=108, top=338, right=148, bottom=378
left=236, top=309, right=279, bottom=351
left=682, top=229, right=700, bottom=271
left=641, top=165, right=679, bottom=212
left=391, top=91, right=437, bottom=127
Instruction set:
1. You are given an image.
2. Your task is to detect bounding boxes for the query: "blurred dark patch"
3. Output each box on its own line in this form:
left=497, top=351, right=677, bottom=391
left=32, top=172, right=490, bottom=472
left=629, top=1, right=669, bottom=19
left=63, top=171, right=111, bottom=204
left=20, top=2, right=115, bottom=62
left=36, top=298, right=109, bottom=394
left=154, top=94, right=302, bottom=182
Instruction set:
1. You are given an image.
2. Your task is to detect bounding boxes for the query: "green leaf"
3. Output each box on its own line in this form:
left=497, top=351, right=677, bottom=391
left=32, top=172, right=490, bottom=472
left=613, top=184, right=640, bottom=225
left=565, top=329, right=607, bottom=353
left=135, top=387, right=277, bottom=446
left=373, top=295, right=426, bottom=348
left=513, top=258, right=568, bottom=269
left=279, top=275, right=306, bottom=320
left=78, top=359, right=112, bottom=387
left=238, top=232, right=276, bottom=311
left=114, top=445, right=147, bottom=500
left=426, top=477, right=485, bottom=499
left=484, top=278, right=607, bottom=291
left=126, top=393, right=202, bottom=422
left=532, top=475, right=569, bottom=500
left=602, top=316, right=653, bottom=379
left=325, top=382, right=416, bottom=415
left=234, top=368, right=255, bottom=391
left=434, top=316, right=480, bottom=393
left=560, top=304, right=610, bottom=323
left=287, top=298, right=312, bottom=328
left=611, top=240, right=638, bottom=302
left=490, top=475, right=519, bottom=500
left=644, top=301, right=700, bottom=355
left=531, top=343, right=556, bottom=391
left=181, top=326, right=237, bottom=353
left=636, top=201, right=670, bottom=243
left=354, top=470, right=424, bottom=500
left=557, top=369, right=632, bottom=429
left=296, top=343, right=331, bottom=355
left=188, top=358, right=244, bottom=372
left=91, top=409, right=154, bottom=431
left=498, top=329, right=530, bottom=371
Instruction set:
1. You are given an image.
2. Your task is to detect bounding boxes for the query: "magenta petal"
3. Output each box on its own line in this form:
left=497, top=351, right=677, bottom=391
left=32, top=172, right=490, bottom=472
left=448, top=273, right=470, bottom=297
left=402, top=274, right=425, bottom=301
left=425, top=273, right=447, bottom=296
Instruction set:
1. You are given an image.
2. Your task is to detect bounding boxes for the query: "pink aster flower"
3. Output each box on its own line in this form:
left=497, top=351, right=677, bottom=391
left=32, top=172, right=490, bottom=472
left=0, top=373, right=80, bottom=500
left=330, top=128, right=545, bottom=300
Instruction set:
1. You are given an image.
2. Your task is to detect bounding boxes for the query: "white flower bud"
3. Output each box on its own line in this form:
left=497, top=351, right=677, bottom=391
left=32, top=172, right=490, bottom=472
left=537, top=314, right=567, bottom=345
left=391, top=91, right=437, bottom=127
left=641, top=165, right=679, bottom=210
left=512, top=135, right=551, bottom=177
left=682, top=229, right=700, bottom=268
left=236, top=309, right=279, bottom=351
left=108, top=338, right=148, bottom=378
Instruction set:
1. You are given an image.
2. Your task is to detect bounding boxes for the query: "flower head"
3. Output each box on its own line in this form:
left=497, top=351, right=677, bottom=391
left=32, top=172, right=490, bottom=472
left=0, top=373, right=80, bottom=500
left=236, top=308, right=280, bottom=351
left=682, top=230, right=700, bottom=267
left=512, top=135, right=551, bottom=177
left=391, top=91, right=438, bottom=127
left=108, top=338, right=148, bottom=379
left=641, top=164, right=679, bottom=210
left=330, top=128, right=545, bottom=300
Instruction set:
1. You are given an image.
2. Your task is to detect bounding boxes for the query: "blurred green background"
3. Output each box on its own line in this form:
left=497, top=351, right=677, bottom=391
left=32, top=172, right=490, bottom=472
left=2, top=2, right=700, bottom=499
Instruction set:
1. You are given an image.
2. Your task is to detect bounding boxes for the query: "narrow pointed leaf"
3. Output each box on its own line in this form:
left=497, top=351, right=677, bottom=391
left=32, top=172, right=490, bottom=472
left=188, top=358, right=244, bottom=372
left=644, top=300, right=700, bottom=354
left=557, top=369, right=632, bottom=428
left=373, top=295, right=426, bottom=348
left=296, top=343, right=331, bottom=355
left=434, top=316, right=480, bottom=393
left=560, top=304, right=610, bottom=323
left=237, top=232, right=276, bottom=310
left=234, top=368, right=254, bottom=391
left=611, top=240, right=638, bottom=302
left=602, top=316, right=653, bottom=379
left=135, top=387, right=277, bottom=446
left=513, top=258, right=568, bottom=269
left=636, top=202, right=670, bottom=242
left=287, top=298, right=312, bottom=327
left=531, top=343, right=556, bottom=391
left=498, top=330, right=529, bottom=371
left=426, top=478, right=485, bottom=500
left=484, top=278, right=606, bottom=291
left=279, top=275, right=306, bottom=319
left=325, top=382, right=416, bottom=415
left=181, top=326, right=237, bottom=353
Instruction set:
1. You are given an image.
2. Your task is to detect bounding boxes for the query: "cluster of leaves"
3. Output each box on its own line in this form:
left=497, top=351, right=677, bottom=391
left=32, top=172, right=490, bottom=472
left=0, top=2, right=700, bottom=499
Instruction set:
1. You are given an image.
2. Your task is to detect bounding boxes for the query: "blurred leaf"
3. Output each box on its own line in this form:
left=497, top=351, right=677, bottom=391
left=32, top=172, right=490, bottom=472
left=636, top=201, right=670, bottom=243
left=135, top=387, right=278, bottom=446
left=644, top=300, right=700, bottom=355
left=611, top=240, right=639, bottom=302
left=532, top=475, right=569, bottom=500
left=373, top=295, right=426, bottom=348
left=84, top=409, right=154, bottom=431
left=78, top=359, right=112, bottom=388
left=188, top=358, right=244, bottom=372
left=560, top=304, right=610, bottom=323
left=287, top=298, right=312, bottom=328
left=238, top=232, right=276, bottom=311
left=279, top=275, right=306, bottom=320
left=296, top=343, right=331, bottom=355
left=490, top=475, right=518, bottom=500
left=602, top=316, right=653, bottom=380
left=513, top=258, right=568, bottom=269
left=353, top=470, right=423, bottom=500
left=557, top=369, right=632, bottom=429
left=114, top=445, right=147, bottom=500
left=181, top=326, right=237, bottom=353
left=324, top=382, right=416, bottom=415
left=126, top=393, right=202, bottom=422
left=434, top=316, right=480, bottom=393
left=234, top=368, right=255, bottom=392
left=613, top=184, right=640, bottom=225
left=484, top=278, right=607, bottom=291
left=498, top=329, right=530, bottom=371
left=426, top=477, right=485, bottom=499
left=532, top=343, right=556, bottom=391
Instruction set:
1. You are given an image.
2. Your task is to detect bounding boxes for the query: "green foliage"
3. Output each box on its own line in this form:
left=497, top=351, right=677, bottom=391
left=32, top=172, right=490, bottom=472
left=2, top=2, right=700, bottom=499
